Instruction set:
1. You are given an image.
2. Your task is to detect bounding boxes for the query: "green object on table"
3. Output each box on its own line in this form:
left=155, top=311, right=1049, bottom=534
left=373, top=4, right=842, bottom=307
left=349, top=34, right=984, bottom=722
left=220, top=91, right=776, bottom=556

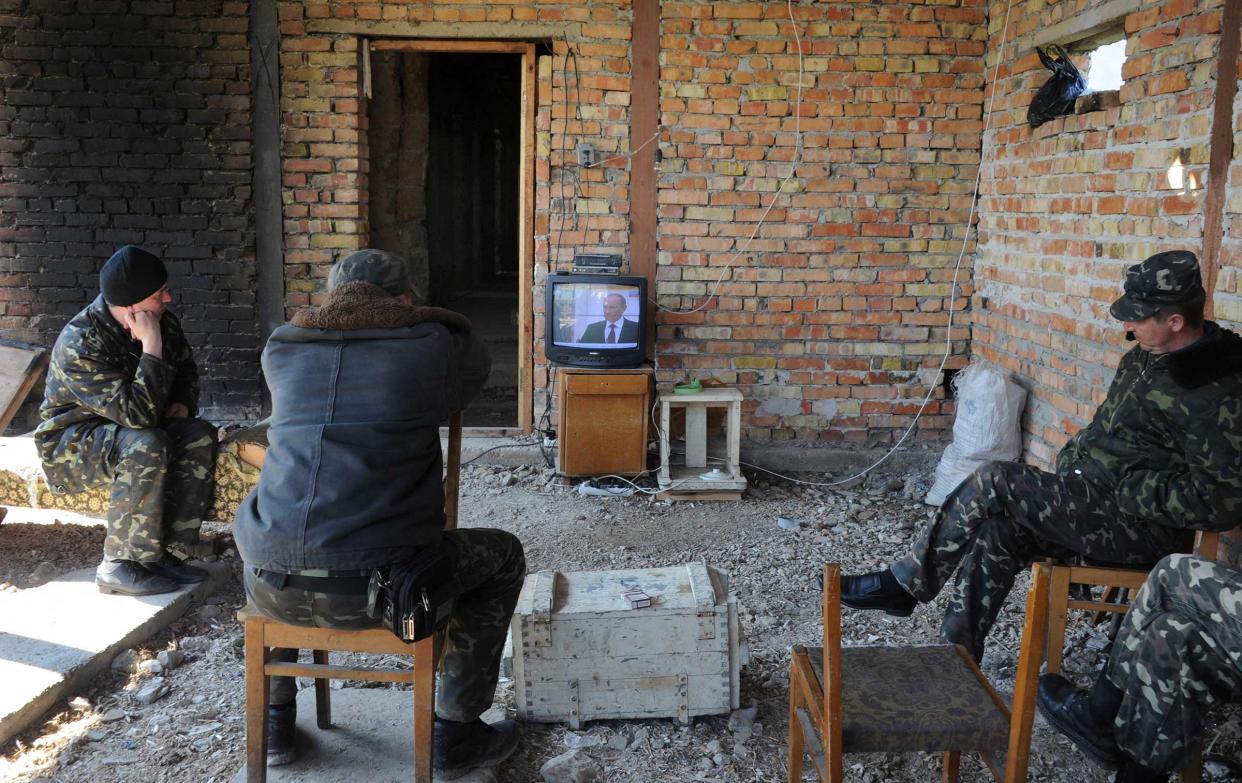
left=673, top=378, right=702, bottom=395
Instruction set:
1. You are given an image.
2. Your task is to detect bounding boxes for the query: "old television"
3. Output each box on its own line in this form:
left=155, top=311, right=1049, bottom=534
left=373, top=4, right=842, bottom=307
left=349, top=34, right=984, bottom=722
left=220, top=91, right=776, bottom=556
left=545, top=272, right=648, bottom=368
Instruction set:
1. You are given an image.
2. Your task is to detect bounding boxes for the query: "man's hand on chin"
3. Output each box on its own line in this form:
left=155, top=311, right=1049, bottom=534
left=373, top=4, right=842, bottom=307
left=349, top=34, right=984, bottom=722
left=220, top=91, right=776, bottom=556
left=164, top=402, right=189, bottom=420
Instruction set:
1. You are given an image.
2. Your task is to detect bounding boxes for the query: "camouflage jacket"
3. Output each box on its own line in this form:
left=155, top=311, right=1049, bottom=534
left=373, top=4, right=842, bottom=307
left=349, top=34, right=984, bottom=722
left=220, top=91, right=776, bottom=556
left=1056, top=322, right=1242, bottom=530
left=35, top=295, right=199, bottom=487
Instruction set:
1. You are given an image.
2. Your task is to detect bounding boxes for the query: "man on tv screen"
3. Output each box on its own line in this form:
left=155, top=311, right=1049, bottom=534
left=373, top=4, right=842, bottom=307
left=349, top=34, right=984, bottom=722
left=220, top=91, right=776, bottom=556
left=579, top=292, right=638, bottom=345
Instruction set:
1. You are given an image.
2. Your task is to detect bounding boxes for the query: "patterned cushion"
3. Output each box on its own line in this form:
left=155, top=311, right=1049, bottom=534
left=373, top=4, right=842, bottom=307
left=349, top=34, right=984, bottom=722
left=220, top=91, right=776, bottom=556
left=807, top=645, right=1009, bottom=753
left=0, top=436, right=260, bottom=522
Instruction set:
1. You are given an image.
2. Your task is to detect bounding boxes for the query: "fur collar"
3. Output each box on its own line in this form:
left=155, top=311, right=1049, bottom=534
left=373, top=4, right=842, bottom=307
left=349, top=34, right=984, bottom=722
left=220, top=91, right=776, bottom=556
left=291, top=282, right=472, bottom=333
left=1168, top=322, right=1242, bottom=389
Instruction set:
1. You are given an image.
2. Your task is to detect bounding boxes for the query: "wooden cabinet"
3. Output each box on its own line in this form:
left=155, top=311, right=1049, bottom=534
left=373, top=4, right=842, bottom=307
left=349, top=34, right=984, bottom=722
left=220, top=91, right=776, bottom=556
left=556, top=366, right=653, bottom=477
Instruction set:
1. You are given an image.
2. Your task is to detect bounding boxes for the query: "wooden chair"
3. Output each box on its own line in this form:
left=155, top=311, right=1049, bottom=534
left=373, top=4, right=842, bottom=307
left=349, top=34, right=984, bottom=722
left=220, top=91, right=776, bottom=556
left=242, top=411, right=464, bottom=783
left=1043, top=530, right=1221, bottom=676
left=788, top=564, right=1012, bottom=782
left=1007, top=526, right=1242, bottom=783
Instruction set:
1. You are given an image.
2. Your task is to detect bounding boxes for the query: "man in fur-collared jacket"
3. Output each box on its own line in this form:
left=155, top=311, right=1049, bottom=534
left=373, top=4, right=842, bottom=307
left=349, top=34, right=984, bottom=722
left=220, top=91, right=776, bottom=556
left=838, top=250, right=1242, bottom=663
left=234, top=250, right=525, bottom=778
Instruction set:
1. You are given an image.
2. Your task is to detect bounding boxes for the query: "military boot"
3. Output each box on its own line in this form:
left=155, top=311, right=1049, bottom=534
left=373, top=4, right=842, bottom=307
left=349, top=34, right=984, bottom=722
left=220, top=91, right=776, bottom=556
left=432, top=717, right=519, bottom=779
left=1114, top=761, right=1170, bottom=783
left=144, top=552, right=208, bottom=584
left=1037, top=673, right=1123, bottom=769
left=267, top=701, right=297, bottom=766
left=96, top=559, right=179, bottom=596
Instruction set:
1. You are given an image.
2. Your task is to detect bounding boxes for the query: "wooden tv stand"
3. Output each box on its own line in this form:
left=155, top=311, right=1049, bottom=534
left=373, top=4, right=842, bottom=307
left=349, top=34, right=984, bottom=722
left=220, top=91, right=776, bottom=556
left=555, top=365, right=653, bottom=477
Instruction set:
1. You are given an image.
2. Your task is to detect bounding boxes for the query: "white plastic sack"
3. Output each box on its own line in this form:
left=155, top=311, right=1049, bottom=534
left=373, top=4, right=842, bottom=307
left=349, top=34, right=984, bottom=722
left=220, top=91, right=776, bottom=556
left=925, top=361, right=1027, bottom=506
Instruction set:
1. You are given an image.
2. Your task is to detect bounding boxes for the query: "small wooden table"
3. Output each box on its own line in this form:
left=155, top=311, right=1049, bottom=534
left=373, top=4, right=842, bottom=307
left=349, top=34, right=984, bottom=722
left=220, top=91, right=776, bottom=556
left=657, top=387, right=746, bottom=494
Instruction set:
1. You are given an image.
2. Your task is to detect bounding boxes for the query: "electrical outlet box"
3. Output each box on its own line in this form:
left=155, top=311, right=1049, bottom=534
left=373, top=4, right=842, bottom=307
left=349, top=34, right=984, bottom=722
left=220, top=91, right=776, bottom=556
left=575, top=142, right=596, bottom=167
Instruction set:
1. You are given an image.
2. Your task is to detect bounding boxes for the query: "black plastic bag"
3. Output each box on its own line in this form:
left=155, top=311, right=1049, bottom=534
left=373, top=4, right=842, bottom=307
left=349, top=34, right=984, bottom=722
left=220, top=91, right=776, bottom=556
left=1027, top=44, right=1087, bottom=128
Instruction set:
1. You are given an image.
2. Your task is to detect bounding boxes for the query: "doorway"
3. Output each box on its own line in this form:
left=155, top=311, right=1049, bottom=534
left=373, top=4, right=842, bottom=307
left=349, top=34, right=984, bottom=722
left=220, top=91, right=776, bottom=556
left=366, top=41, right=535, bottom=431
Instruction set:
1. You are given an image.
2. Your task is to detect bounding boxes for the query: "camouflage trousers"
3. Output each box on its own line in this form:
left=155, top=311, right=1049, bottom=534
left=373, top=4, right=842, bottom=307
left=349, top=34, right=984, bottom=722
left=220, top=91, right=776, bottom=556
left=57, top=417, right=217, bottom=562
left=1104, top=554, right=1242, bottom=774
left=890, top=460, right=1190, bottom=661
left=244, top=528, right=526, bottom=722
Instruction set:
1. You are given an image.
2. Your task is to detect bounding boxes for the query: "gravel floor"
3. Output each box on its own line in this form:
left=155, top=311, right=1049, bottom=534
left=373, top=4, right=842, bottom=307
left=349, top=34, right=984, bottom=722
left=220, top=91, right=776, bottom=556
left=0, top=463, right=1238, bottom=783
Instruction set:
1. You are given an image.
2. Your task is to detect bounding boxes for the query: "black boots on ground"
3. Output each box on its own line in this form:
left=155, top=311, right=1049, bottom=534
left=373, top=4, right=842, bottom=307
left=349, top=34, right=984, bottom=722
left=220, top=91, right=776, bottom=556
left=1037, top=673, right=1170, bottom=782
left=432, top=716, right=520, bottom=779
left=96, top=553, right=207, bottom=596
left=266, top=701, right=297, bottom=767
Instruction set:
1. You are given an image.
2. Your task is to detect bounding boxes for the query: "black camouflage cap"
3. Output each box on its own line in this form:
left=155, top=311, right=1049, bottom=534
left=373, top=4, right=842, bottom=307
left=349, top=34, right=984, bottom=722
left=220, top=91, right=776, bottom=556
left=1109, top=250, right=1205, bottom=321
left=328, top=249, right=412, bottom=297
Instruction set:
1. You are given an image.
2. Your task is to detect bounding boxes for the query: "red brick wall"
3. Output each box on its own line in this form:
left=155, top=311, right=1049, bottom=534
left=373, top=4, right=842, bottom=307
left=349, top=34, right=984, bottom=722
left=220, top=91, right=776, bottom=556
left=283, top=0, right=984, bottom=444
left=0, top=0, right=259, bottom=423
left=975, top=0, right=1230, bottom=466
left=656, top=1, right=984, bottom=444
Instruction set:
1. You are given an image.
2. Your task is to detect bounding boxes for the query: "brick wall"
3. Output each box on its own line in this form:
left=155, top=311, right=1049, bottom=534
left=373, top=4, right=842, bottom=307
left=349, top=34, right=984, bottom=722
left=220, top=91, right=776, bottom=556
left=975, top=0, right=1233, bottom=466
left=656, top=0, right=985, bottom=445
left=0, top=0, right=259, bottom=425
left=282, top=0, right=984, bottom=445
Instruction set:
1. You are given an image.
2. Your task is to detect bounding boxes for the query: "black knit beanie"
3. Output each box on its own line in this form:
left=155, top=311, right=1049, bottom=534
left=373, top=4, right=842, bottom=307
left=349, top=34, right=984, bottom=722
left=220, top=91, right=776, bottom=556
left=100, top=246, right=168, bottom=306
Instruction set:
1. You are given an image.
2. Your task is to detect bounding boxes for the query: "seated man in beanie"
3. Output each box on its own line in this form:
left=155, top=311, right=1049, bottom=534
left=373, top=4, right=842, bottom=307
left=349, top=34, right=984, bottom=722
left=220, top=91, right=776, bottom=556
left=1038, top=553, right=1242, bottom=783
left=837, top=251, right=1242, bottom=661
left=36, top=245, right=217, bottom=596
left=233, top=249, right=525, bottom=776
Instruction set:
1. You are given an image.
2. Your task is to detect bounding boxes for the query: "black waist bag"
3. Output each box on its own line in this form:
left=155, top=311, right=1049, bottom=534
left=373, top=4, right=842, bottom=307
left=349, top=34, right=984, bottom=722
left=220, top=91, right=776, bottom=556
left=376, top=548, right=458, bottom=643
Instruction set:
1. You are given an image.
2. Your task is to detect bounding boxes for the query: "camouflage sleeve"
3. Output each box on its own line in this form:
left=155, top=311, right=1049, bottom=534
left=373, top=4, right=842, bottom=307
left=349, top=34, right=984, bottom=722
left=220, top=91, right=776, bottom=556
left=1113, top=394, right=1242, bottom=530
left=56, top=331, right=175, bottom=429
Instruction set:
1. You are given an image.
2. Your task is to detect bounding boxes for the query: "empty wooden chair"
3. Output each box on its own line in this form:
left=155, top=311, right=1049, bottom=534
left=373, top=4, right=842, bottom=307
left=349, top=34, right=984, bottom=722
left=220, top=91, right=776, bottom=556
left=788, top=563, right=1011, bottom=782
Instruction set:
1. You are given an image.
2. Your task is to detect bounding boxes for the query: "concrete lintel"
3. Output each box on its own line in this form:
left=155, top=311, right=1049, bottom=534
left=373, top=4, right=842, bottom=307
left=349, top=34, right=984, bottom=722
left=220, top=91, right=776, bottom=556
left=1031, top=0, right=1141, bottom=52
left=0, top=565, right=222, bottom=747
left=306, top=19, right=568, bottom=40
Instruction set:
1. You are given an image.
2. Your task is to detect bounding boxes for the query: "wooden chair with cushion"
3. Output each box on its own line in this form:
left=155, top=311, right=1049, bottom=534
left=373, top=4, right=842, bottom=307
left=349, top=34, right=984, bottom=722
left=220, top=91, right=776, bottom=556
left=242, top=412, right=464, bottom=783
left=788, top=563, right=1012, bottom=782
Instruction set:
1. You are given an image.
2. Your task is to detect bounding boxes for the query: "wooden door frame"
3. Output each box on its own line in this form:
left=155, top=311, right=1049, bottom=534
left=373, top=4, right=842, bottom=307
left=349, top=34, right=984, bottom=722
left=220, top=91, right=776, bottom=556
left=364, top=39, right=537, bottom=434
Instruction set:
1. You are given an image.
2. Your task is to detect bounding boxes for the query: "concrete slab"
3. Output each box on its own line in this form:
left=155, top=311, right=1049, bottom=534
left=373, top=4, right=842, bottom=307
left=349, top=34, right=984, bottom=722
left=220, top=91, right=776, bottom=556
left=230, top=688, right=498, bottom=783
left=0, top=564, right=218, bottom=746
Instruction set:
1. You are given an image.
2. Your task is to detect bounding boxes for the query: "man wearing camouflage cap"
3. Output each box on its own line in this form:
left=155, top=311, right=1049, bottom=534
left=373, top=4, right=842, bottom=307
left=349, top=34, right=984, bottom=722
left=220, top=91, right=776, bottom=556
left=234, top=249, right=525, bottom=777
left=36, top=245, right=217, bottom=596
left=1038, top=553, right=1242, bottom=782
left=838, top=250, right=1242, bottom=663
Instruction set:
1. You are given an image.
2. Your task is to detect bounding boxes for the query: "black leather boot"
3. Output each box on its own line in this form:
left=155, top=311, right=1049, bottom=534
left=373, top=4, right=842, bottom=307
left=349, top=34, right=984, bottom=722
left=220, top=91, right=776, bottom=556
left=96, top=559, right=179, bottom=596
left=1037, top=673, right=1122, bottom=769
left=838, top=569, right=917, bottom=616
left=267, top=701, right=297, bottom=767
left=144, top=552, right=208, bottom=584
left=432, top=717, right=519, bottom=779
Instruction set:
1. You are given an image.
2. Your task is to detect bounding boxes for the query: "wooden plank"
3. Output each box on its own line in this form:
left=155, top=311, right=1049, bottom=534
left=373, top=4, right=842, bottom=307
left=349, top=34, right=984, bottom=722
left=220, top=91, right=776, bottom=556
left=1203, top=0, right=1242, bottom=316
left=630, top=0, right=659, bottom=359
left=685, top=404, right=707, bottom=468
left=1004, top=562, right=1051, bottom=783
left=266, top=662, right=415, bottom=684
left=260, top=623, right=414, bottom=655
left=822, top=564, right=843, bottom=782
left=518, top=43, right=536, bottom=432
left=370, top=40, right=529, bottom=54
left=0, top=341, right=47, bottom=433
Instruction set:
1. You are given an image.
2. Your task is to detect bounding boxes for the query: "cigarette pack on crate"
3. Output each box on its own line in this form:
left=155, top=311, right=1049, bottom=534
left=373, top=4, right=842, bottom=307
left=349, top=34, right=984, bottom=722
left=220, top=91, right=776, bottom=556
left=510, top=563, right=747, bottom=728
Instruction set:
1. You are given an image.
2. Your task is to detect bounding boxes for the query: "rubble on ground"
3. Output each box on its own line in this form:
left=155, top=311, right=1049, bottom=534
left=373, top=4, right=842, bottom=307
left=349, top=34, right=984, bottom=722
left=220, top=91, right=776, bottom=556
left=0, top=464, right=1238, bottom=782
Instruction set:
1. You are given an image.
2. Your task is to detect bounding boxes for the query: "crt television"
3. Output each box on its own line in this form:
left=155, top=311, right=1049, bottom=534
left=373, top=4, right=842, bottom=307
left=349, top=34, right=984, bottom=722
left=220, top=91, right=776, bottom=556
left=545, top=272, right=648, bottom=368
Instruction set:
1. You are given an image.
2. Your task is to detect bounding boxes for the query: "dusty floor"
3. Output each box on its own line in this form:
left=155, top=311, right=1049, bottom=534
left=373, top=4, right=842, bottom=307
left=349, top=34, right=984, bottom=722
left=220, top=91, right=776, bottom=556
left=0, top=463, right=1239, bottom=783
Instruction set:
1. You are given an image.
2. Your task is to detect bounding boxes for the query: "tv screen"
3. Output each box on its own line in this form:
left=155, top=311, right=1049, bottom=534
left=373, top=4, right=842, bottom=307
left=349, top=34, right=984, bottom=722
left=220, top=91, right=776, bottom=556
left=545, top=273, right=647, bottom=368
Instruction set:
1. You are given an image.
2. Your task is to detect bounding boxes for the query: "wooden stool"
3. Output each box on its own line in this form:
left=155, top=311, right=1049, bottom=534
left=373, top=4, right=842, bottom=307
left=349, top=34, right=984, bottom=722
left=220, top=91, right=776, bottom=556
left=657, top=387, right=746, bottom=495
left=242, top=614, right=439, bottom=782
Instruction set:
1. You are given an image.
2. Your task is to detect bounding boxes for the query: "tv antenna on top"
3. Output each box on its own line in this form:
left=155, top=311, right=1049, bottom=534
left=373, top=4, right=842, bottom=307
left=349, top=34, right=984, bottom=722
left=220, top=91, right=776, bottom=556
left=572, top=253, right=623, bottom=275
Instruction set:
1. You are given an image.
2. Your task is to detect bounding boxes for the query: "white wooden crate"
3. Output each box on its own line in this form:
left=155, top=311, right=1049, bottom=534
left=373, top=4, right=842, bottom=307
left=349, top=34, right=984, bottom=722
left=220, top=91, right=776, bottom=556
left=510, top=562, right=746, bottom=728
